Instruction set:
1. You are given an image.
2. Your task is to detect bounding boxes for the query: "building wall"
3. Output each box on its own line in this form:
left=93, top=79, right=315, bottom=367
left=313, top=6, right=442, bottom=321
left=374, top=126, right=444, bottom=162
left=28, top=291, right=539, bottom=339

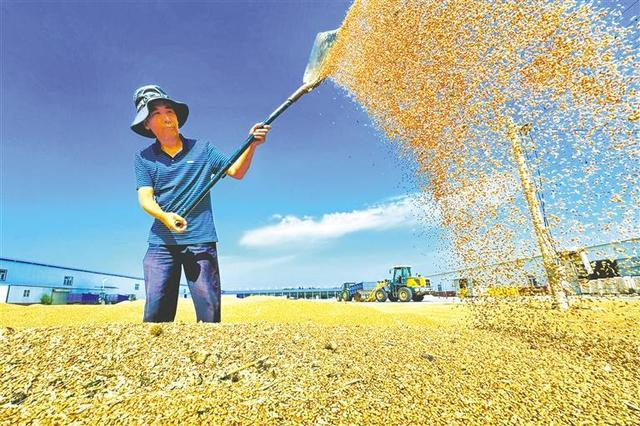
left=0, top=258, right=147, bottom=304
left=0, top=284, right=8, bottom=303
left=7, top=285, right=52, bottom=305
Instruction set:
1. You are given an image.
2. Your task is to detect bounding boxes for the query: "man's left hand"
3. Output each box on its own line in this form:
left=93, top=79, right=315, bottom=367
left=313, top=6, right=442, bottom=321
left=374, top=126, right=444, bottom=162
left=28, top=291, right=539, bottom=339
left=249, top=122, right=271, bottom=145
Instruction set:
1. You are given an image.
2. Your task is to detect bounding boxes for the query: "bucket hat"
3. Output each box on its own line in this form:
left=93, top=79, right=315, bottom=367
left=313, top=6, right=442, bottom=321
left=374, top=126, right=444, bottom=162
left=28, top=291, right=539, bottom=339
left=130, top=85, right=189, bottom=138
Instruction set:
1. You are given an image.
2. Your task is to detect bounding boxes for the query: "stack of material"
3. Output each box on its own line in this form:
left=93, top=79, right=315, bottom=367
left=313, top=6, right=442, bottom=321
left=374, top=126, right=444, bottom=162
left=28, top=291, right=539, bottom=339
left=1, top=297, right=639, bottom=424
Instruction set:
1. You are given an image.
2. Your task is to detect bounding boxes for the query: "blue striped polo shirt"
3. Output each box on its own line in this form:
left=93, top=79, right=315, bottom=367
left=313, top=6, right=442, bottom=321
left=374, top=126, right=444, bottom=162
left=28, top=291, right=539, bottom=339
left=134, top=135, right=230, bottom=245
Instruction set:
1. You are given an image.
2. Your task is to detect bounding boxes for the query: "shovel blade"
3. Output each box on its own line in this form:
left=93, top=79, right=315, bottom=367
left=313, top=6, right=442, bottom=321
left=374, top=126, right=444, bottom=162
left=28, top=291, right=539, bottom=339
left=303, top=29, right=338, bottom=86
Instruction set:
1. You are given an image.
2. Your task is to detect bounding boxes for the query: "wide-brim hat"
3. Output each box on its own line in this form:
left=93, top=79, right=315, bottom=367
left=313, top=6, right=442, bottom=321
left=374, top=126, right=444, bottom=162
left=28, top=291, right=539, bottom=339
left=130, top=85, right=189, bottom=138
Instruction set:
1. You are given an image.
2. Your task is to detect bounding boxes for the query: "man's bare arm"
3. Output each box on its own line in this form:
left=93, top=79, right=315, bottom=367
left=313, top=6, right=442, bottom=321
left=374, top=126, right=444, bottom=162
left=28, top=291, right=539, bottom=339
left=137, top=187, right=187, bottom=233
left=227, top=123, right=271, bottom=179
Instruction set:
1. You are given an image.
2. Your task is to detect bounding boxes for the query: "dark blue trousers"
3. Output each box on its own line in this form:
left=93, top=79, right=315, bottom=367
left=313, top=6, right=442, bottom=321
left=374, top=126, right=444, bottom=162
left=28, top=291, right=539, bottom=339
left=142, top=243, right=221, bottom=323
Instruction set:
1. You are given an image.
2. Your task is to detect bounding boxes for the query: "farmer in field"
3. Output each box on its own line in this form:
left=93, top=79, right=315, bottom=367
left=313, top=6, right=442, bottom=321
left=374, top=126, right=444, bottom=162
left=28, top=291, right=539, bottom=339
left=131, top=85, right=270, bottom=323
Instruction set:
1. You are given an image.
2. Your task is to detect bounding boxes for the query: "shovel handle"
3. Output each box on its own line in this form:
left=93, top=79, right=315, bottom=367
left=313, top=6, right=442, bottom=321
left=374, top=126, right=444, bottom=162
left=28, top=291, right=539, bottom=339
left=175, top=83, right=317, bottom=218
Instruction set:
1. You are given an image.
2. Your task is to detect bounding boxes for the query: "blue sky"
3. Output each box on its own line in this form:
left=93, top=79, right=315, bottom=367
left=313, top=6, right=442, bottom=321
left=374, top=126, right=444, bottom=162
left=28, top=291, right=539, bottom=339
left=1, top=0, right=637, bottom=289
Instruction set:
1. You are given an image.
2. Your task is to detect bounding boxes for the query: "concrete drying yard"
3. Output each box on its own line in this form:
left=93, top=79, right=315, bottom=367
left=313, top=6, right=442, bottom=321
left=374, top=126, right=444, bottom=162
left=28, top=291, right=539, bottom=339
left=1, top=296, right=639, bottom=425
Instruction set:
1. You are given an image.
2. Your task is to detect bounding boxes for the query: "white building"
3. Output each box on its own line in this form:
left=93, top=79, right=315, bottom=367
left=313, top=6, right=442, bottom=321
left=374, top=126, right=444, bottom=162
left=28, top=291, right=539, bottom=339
left=0, top=257, right=188, bottom=304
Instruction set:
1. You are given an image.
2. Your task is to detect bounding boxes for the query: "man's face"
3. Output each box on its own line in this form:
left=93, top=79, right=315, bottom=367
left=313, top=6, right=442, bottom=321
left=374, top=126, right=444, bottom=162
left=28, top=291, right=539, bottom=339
left=144, top=101, right=179, bottom=139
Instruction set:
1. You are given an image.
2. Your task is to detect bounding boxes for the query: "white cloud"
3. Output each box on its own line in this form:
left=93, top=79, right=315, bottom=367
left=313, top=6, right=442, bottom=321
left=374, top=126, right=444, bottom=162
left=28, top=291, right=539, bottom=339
left=239, top=195, right=436, bottom=248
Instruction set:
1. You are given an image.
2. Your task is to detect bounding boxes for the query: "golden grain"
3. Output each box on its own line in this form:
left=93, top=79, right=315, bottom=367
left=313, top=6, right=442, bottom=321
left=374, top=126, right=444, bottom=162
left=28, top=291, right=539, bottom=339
left=1, top=1, right=638, bottom=423
left=322, top=0, right=639, bottom=285
left=0, top=297, right=638, bottom=424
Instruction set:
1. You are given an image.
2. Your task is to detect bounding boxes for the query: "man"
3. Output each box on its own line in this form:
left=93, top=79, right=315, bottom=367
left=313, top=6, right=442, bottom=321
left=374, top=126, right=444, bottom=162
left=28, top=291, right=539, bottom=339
left=131, top=85, right=270, bottom=323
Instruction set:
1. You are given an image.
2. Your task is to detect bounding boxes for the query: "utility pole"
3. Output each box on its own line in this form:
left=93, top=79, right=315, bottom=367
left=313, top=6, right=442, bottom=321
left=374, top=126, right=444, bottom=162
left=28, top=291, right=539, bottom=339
left=508, top=120, right=570, bottom=310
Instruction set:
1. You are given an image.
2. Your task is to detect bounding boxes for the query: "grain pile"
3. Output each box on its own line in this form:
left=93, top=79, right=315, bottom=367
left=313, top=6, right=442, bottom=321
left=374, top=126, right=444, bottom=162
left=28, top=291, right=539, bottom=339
left=321, top=0, right=639, bottom=285
left=1, top=297, right=639, bottom=424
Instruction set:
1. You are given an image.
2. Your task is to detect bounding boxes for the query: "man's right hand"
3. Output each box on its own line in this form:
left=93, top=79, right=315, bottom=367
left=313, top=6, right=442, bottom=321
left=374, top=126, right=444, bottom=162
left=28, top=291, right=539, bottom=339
left=138, top=188, right=187, bottom=233
left=161, top=212, right=188, bottom=233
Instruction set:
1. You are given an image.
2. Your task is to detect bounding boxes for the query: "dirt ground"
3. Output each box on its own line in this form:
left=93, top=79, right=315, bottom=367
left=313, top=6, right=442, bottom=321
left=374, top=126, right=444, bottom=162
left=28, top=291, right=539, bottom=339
left=1, top=296, right=639, bottom=425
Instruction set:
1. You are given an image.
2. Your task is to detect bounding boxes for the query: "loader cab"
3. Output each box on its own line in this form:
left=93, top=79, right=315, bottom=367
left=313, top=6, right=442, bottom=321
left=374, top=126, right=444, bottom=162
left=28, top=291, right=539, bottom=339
left=341, top=282, right=356, bottom=291
left=390, top=266, right=412, bottom=285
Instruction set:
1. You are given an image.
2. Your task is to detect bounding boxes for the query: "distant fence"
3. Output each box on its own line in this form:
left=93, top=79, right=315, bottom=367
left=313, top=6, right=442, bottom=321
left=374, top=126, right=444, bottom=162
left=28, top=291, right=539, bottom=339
left=225, top=288, right=342, bottom=300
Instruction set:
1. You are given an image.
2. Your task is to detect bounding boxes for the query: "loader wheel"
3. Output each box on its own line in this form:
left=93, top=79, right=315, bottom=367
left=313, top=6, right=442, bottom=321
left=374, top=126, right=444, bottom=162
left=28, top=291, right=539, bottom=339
left=374, top=289, right=388, bottom=303
left=399, top=287, right=413, bottom=302
left=341, top=291, right=351, bottom=302
left=412, top=294, right=424, bottom=302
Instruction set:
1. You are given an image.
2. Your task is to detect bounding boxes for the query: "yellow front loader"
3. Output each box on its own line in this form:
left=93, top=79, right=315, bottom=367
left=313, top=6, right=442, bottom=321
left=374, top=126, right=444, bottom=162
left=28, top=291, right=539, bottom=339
left=338, top=266, right=431, bottom=302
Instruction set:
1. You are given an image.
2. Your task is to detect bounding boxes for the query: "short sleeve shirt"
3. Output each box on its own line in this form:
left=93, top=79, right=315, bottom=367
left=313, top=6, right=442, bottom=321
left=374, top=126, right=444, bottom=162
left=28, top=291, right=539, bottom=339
left=134, top=136, right=229, bottom=245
